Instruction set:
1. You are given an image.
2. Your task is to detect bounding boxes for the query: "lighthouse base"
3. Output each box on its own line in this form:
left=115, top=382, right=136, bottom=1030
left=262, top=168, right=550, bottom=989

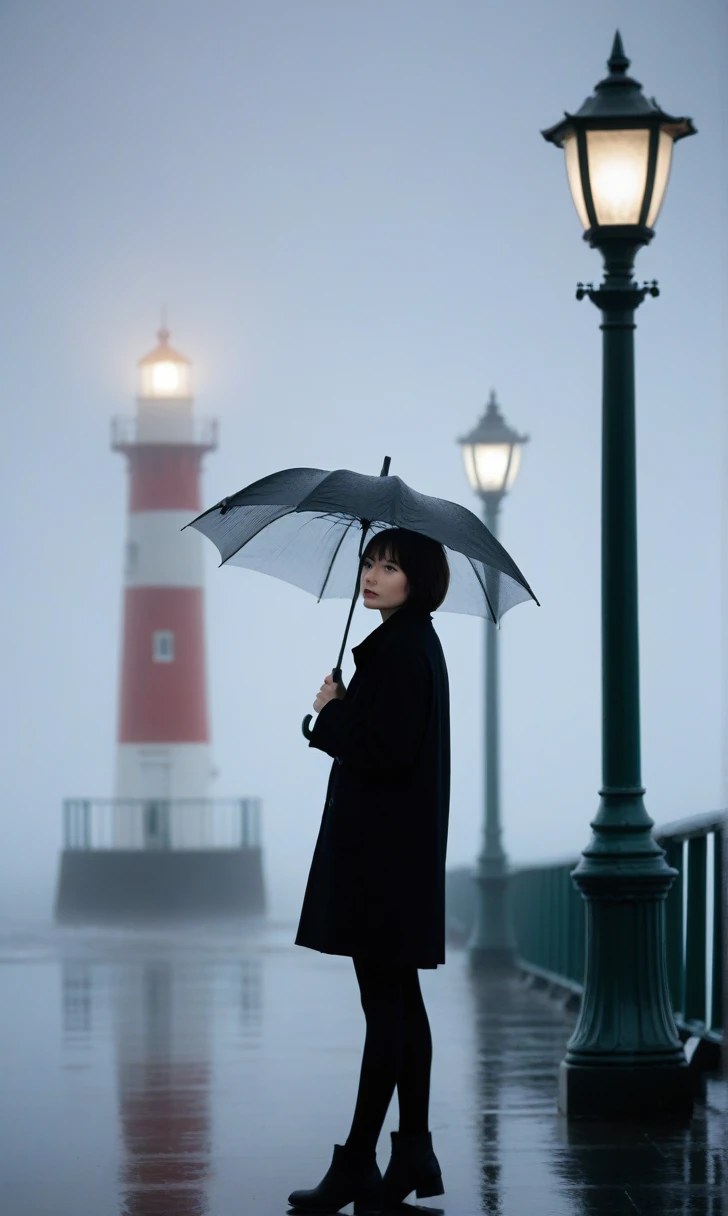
left=54, top=848, right=266, bottom=924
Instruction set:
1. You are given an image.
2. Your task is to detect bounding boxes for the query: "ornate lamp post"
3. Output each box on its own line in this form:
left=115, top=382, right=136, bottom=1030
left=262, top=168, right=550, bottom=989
left=542, top=33, right=696, bottom=1117
left=458, top=390, right=529, bottom=970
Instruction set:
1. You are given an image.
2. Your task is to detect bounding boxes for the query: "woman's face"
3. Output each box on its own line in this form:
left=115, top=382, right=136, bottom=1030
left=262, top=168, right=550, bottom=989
left=360, top=549, right=409, bottom=611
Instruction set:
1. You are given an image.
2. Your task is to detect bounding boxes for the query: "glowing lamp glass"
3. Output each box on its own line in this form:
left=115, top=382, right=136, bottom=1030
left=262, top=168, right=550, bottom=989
left=585, top=128, right=650, bottom=224
left=564, top=133, right=590, bottom=228
left=646, top=128, right=674, bottom=226
left=563, top=126, right=675, bottom=231
left=462, top=442, right=522, bottom=496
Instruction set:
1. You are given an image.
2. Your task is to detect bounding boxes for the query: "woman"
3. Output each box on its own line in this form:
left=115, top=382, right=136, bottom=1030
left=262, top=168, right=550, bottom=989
left=288, top=527, right=451, bottom=1214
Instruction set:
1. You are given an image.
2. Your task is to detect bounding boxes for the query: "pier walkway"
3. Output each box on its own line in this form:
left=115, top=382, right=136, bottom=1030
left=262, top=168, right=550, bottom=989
left=0, top=919, right=724, bottom=1215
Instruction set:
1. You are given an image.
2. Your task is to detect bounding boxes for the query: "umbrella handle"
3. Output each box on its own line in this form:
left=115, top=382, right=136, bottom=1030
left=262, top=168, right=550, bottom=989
left=302, top=666, right=343, bottom=741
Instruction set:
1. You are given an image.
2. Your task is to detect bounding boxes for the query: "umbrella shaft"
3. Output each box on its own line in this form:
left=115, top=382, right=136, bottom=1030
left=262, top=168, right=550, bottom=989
left=333, top=521, right=371, bottom=678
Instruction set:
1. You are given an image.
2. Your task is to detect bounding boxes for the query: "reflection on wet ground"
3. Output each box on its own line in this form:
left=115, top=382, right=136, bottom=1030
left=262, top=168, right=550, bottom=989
left=0, top=918, right=724, bottom=1215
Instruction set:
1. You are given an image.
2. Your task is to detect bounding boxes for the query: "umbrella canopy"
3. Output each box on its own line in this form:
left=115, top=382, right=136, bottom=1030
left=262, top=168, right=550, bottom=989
left=184, top=460, right=539, bottom=624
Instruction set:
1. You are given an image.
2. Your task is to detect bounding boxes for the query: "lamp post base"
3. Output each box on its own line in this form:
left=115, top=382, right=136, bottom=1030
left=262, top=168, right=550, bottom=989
left=561, top=824, right=694, bottom=1121
left=467, top=868, right=518, bottom=970
left=558, top=1058, right=694, bottom=1120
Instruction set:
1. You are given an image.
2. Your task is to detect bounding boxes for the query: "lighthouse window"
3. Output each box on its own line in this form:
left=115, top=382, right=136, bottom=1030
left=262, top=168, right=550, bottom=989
left=153, top=631, right=174, bottom=662
left=125, top=542, right=139, bottom=577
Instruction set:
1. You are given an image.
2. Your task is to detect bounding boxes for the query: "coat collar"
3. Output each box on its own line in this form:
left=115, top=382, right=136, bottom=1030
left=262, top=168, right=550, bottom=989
left=351, top=599, right=432, bottom=668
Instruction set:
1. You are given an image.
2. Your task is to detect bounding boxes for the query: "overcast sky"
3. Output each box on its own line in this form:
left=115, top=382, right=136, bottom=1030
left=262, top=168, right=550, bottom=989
left=0, top=0, right=724, bottom=925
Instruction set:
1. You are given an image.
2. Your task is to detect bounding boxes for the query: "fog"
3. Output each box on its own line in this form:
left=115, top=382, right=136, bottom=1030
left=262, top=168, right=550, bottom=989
left=0, top=0, right=723, bottom=926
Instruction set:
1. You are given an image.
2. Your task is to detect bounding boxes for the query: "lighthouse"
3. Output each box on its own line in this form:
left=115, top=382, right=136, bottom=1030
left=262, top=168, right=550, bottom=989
left=111, top=327, right=216, bottom=848
left=54, top=324, right=266, bottom=922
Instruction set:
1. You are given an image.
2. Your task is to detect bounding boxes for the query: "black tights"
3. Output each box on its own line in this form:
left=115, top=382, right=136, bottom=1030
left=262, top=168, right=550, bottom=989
left=344, top=956, right=433, bottom=1154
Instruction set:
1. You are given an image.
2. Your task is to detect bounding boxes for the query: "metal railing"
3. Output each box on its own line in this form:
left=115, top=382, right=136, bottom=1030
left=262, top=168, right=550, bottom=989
left=509, top=810, right=725, bottom=1050
left=510, top=855, right=586, bottom=995
left=657, top=811, right=725, bottom=1047
left=110, top=415, right=219, bottom=448
left=62, top=797, right=262, bottom=851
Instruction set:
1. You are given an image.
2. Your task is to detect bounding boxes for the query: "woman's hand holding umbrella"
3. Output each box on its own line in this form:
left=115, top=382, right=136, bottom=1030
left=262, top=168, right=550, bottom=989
left=313, top=674, right=346, bottom=714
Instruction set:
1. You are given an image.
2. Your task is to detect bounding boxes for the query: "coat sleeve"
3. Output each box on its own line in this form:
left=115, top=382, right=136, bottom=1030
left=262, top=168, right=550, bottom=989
left=308, top=645, right=432, bottom=779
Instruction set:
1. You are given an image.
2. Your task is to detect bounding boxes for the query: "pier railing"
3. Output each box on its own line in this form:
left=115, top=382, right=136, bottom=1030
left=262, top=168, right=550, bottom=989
left=658, top=811, right=725, bottom=1051
left=62, top=798, right=262, bottom=851
left=447, top=810, right=725, bottom=1058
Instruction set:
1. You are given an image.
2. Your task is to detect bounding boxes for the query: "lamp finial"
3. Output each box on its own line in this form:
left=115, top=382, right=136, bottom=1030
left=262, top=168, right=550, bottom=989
left=608, top=30, right=630, bottom=76
left=486, top=389, right=500, bottom=416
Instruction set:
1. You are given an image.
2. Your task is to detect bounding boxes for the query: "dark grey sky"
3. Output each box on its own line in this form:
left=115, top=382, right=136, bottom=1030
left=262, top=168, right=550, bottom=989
left=0, top=0, right=723, bottom=923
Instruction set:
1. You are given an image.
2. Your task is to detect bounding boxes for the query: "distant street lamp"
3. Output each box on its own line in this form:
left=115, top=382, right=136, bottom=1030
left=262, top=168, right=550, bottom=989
left=458, top=390, right=529, bottom=970
left=542, top=32, right=696, bottom=1118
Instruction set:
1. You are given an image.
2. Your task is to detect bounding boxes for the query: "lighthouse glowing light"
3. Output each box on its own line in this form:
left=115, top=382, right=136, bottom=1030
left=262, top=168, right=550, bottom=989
left=137, top=327, right=192, bottom=399
left=151, top=360, right=182, bottom=395
left=112, top=326, right=217, bottom=848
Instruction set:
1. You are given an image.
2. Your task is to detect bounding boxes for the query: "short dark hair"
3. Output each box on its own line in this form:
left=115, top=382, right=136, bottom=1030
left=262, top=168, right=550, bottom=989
left=361, top=527, right=450, bottom=613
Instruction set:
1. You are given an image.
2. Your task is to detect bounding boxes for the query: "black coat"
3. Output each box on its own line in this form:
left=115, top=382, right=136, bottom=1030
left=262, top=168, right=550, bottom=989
left=294, top=598, right=451, bottom=969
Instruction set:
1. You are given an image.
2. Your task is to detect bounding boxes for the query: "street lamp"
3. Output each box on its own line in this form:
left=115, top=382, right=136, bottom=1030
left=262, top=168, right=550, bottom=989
left=542, top=32, right=696, bottom=1119
left=458, top=390, right=529, bottom=970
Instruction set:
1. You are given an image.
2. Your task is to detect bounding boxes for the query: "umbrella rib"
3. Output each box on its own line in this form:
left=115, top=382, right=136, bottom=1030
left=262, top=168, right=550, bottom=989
left=299, top=511, right=354, bottom=544
left=305, top=511, right=346, bottom=526
left=466, top=555, right=498, bottom=625
left=316, top=516, right=359, bottom=603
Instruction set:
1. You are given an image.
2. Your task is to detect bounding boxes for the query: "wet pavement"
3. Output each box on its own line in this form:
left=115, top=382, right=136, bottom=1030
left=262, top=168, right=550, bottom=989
left=0, top=917, right=724, bottom=1215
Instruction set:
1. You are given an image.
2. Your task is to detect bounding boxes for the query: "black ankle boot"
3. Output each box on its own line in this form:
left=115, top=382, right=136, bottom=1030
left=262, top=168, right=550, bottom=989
left=288, top=1142, right=383, bottom=1213
left=380, top=1130, right=444, bottom=1209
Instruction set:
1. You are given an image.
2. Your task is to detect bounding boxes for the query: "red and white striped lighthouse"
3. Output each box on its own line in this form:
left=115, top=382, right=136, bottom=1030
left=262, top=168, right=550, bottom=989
left=111, top=326, right=218, bottom=847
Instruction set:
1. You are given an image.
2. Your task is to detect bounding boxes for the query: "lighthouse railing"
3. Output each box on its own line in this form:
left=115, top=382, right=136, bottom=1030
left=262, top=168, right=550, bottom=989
left=62, top=798, right=262, bottom=851
left=110, top=415, right=219, bottom=449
